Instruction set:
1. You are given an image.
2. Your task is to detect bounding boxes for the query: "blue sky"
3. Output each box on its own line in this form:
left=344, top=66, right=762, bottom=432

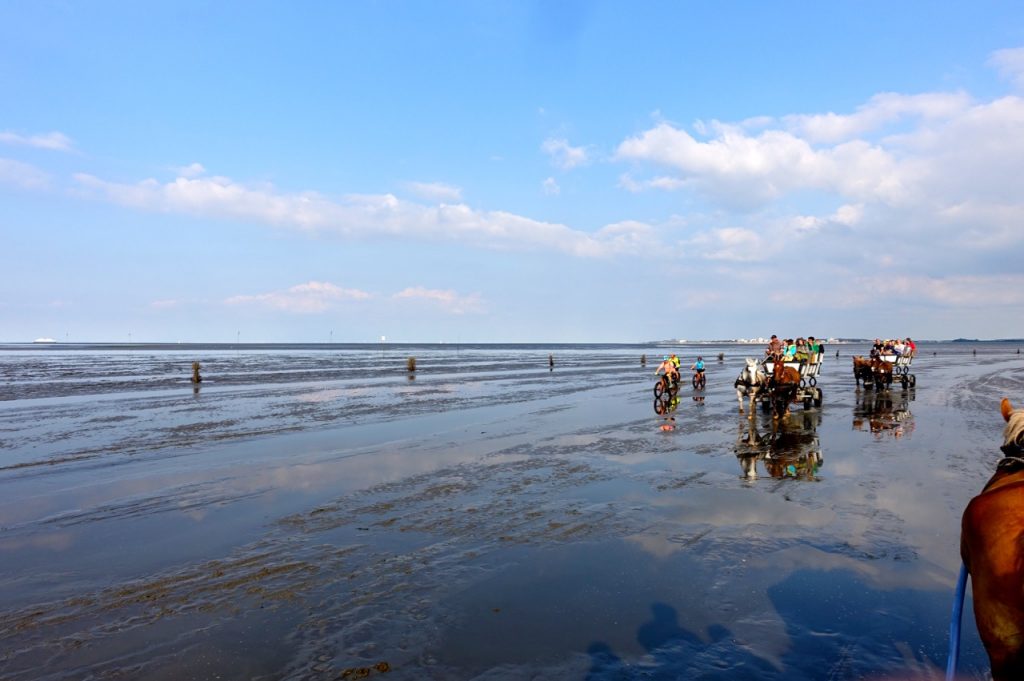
left=3, top=1, right=1024, bottom=342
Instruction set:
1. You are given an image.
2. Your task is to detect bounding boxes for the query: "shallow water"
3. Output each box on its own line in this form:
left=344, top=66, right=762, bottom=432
left=1, top=341, right=1022, bottom=679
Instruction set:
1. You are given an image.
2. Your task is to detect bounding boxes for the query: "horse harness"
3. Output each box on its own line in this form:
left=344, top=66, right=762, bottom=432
left=998, top=428, right=1024, bottom=465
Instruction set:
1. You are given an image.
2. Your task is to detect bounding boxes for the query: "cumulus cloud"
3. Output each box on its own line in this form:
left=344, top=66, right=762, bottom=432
left=541, top=137, right=590, bottom=170
left=614, top=54, right=1024, bottom=254
left=616, top=122, right=907, bottom=209
left=0, top=130, right=74, bottom=151
left=783, top=92, right=972, bottom=144
left=989, top=47, right=1024, bottom=90
left=72, top=170, right=653, bottom=258
left=175, top=163, right=206, bottom=178
left=404, top=181, right=463, bottom=203
left=392, top=287, right=485, bottom=315
left=0, top=158, right=50, bottom=189
left=226, top=281, right=372, bottom=313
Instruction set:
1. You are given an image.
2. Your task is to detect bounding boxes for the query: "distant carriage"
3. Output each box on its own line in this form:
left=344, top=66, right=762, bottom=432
left=854, top=352, right=917, bottom=391
left=879, top=352, right=917, bottom=389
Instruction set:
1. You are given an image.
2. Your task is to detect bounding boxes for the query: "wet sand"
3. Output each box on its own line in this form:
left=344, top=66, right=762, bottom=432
left=1, top=343, right=1021, bottom=679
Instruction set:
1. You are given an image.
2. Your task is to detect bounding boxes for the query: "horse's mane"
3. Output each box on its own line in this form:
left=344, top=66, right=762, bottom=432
left=1005, top=408, right=1024, bottom=449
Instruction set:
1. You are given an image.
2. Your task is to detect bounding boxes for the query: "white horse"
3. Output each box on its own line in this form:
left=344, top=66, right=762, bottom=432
left=734, top=357, right=767, bottom=418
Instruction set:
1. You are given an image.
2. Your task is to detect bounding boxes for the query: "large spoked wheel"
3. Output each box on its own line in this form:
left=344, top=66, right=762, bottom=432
left=908, top=374, right=916, bottom=388
left=813, top=388, right=823, bottom=408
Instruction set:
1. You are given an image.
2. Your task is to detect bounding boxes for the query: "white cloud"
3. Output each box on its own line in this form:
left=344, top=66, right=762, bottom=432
left=404, top=181, right=463, bottom=203
left=150, top=299, right=181, bottom=309
left=175, top=163, right=206, bottom=178
left=783, top=92, right=972, bottom=144
left=989, top=47, right=1024, bottom=90
left=72, top=170, right=653, bottom=258
left=834, top=274, right=1024, bottom=308
left=0, top=130, right=74, bottom=151
left=542, top=177, right=560, bottom=195
left=541, top=137, right=590, bottom=170
left=0, top=158, right=50, bottom=189
left=392, top=287, right=485, bottom=315
left=225, top=281, right=372, bottom=313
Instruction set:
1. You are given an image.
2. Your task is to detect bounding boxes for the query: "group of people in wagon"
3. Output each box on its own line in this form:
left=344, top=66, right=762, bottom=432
left=764, top=335, right=824, bottom=364
left=869, top=337, right=916, bottom=359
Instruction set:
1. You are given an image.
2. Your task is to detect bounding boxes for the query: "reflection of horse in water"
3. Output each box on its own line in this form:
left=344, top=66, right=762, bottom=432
left=960, top=398, right=1024, bottom=680
left=735, top=411, right=823, bottom=480
left=852, top=389, right=914, bottom=438
left=734, top=358, right=767, bottom=417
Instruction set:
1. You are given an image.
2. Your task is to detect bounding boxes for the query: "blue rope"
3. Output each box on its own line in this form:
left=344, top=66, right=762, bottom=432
left=946, top=562, right=967, bottom=681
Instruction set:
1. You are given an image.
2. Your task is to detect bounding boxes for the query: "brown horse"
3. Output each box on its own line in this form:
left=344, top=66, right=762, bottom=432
left=960, top=398, right=1024, bottom=680
left=852, top=355, right=893, bottom=390
left=767, top=359, right=801, bottom=418
left=852, top=355, right=874, bottom=387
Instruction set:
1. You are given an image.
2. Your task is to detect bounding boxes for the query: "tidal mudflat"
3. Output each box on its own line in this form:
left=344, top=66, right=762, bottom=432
left=1, top=342, right=1020, bottom=680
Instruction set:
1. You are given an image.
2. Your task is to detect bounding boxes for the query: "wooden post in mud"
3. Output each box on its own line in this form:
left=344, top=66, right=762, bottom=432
left=407, top=357, right=416, bottom=373
left=641, top=354, right=646, bottom=366
left=549, top=354, right=554, bottom=370
left=191, top=361, right=202, bottom=383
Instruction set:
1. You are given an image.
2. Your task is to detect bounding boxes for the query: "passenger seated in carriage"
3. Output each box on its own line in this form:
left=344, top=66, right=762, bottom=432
left=794, top=338, right=809, bottom=363
left=807, top=336, right=823, bottom=363
left=765, top=335, right=784, bottom=360
left=782, top=339, right=796, bottom=361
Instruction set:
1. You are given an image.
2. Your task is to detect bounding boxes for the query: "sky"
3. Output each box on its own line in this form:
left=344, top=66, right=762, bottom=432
left=3, top=1, right=1024, bottom=343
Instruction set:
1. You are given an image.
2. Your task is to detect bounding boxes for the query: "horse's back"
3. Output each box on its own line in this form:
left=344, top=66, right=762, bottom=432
left=962, top=479, right=1024, bottom=679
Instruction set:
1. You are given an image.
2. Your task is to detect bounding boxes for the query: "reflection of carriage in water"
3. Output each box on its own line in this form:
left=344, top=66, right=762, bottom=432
left=852, top=389, right=915, bottom=438
left=735, top=410, right=823, bottom=480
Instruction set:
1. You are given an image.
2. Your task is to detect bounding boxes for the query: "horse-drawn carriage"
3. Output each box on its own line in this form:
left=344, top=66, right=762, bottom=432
left=764, top=354, right=824, bottom=411
left=853, top=352, right=916, bottom=390
left=881, top=352, right=916, bottom=389
left=735, top=352, right=824, bottom=418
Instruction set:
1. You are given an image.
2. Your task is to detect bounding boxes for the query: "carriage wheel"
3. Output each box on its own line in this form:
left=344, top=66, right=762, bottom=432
left=908, top=374, right=916, bottom=388
left=813, top=389, right=823, bottom=408
left=803, top=395, right=812, bottom=409
left=901, top=375, right=909, bottom=389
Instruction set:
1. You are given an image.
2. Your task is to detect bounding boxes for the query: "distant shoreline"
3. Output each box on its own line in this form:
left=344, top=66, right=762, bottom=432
left=5, top=338, right=1023, bottom=349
